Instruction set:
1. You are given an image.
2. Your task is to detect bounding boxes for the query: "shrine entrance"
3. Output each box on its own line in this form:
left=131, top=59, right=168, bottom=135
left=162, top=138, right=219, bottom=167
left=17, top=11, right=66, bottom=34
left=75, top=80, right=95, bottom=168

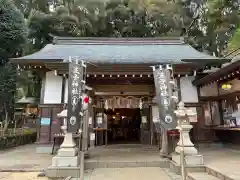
left=106, top=108, right=141, bottom=144
left=93, top=95, right=152, bottom=146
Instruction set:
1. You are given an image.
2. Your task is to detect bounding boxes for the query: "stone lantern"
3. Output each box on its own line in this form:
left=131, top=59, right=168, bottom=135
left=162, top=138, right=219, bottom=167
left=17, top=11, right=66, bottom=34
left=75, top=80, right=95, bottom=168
left=172, top=101, right=203, bottom=166
left=58, top=109, right=68, bottom=134
left=46, top=109, right=80, bottom=178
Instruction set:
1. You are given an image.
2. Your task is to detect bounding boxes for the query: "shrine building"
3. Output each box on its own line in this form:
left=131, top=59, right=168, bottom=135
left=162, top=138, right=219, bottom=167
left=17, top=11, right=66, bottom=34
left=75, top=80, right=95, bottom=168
left=11, top=37, right=228, bottom=151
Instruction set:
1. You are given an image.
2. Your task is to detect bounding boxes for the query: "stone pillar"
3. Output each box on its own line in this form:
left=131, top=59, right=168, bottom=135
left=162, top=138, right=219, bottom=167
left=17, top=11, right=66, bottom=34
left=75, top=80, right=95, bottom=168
left=46, top=109, right=80, bottom=178
left=172, top=102, right=203, bottom=166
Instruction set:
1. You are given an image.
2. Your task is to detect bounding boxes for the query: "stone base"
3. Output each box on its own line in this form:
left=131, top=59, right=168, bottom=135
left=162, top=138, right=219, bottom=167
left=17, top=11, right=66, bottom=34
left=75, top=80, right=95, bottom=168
left=58, top=147, right=78, bottom=157
left=169, top=160, right=206, bottom=175
left=52, top=155, right=79, bottom=167
left=46, top=166, right=81, bottom=178
left=172, top=153, right=204, bottom=166
left=36, top=144, right=52, bottom=154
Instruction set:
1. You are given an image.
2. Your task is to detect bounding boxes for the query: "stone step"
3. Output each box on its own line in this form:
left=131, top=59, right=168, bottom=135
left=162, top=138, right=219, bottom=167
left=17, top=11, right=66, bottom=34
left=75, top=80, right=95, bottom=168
left=187, top=172, right=221, bottom=180
left=206, top=166, right=235, bottom=180
left=85, top=159, right=169, bottom=169
left=65, top=167, right=181, bottom=180
left=169, top=160, right=206, bottom=175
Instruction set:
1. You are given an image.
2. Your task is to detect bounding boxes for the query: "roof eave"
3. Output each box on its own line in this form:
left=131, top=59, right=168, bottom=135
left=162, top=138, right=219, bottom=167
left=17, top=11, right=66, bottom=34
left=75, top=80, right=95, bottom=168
left=10, top=58, right=230, bottom=65
left=53, top=36, right=185, bottom=44
left=192, top=60, right=240, bottom=86
left=10, top=58, right=63, bottom=64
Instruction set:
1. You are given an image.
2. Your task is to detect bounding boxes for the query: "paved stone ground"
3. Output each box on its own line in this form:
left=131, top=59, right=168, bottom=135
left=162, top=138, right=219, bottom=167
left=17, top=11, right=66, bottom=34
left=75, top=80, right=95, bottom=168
left=0, top=172, right=49, bottom=180
left=0, top=144, right=240, bottom=179
left=82, top=167, right=179, bottom=180
left=201, top=147, right=240, bottom=180
left=0, top=168, right=180, bottom=180
left=0, top=145, right=50, bottom=171
left=87, top=144, right=162, bottom=162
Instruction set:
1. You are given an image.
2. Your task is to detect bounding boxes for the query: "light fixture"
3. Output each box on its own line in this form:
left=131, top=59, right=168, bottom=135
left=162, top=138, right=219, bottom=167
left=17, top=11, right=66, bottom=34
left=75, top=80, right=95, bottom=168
left=221, top=83, right=232, bottom=91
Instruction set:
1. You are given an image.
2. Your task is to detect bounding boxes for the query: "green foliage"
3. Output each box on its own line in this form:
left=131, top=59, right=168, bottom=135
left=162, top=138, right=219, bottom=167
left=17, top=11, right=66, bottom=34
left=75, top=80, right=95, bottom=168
left=228, top=26, right=240, bottom=50
left=0, top=0, right=27, bottom=62
left=203, top=0, right=240, bottom=56
left=10, top=0, right=240, bottom=57
left=175, top=0, right=240, bottom=56
left=13, top=0, right=51, bottom=17
left=0, top=0, right=27, bottom=126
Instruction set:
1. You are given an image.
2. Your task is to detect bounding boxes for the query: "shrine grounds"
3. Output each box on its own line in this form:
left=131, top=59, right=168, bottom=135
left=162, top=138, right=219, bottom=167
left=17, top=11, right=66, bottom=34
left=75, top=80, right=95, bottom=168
left=0, top=144, right=240, bottom=180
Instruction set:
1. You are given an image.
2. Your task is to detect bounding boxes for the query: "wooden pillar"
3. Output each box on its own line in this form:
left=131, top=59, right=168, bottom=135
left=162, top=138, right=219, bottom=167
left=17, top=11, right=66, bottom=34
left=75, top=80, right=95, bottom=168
left=149, top=104, right=154, bottom=145
left=88, top=101, right=95, bottom=148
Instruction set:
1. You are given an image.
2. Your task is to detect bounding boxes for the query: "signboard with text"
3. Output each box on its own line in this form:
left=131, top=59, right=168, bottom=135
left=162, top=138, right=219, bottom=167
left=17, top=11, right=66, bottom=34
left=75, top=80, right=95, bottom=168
left=153, top=65, right=177, bottom=130
left=67, top=63, right=84, bottom=133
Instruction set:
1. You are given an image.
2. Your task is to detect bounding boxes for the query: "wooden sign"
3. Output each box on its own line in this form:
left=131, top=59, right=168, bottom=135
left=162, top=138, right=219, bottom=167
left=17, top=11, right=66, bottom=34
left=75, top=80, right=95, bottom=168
left=67, top=62, right=84, bottom=133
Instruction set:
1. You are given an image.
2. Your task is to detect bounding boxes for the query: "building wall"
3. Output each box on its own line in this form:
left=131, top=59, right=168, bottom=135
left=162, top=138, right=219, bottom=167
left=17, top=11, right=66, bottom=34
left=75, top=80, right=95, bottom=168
left=199, top=78, right=240, bottom=97
left=42, top=74, right=199, bottom=104
left=219, top=78, right=240, bottom=95
left=43, top=71, right=63, bottom=104
left=180, top=76, right=198, bottom=103
left=200, top=83, right=218, bottom=97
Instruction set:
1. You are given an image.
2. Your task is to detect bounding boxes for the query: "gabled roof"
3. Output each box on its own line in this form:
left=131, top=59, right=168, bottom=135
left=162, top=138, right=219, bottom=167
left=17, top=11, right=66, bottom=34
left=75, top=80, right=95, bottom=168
left=12, top=36, right=229, bottom=65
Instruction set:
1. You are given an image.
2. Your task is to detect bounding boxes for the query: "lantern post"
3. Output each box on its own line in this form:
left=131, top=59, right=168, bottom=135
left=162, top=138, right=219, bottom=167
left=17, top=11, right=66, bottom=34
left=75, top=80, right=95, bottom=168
left=172, top=101, right=204, bottom=180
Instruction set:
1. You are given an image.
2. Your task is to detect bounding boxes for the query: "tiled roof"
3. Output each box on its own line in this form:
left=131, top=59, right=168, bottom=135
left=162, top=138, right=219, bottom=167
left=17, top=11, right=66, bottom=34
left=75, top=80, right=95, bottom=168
left=12, top=37, right=225, bottom=64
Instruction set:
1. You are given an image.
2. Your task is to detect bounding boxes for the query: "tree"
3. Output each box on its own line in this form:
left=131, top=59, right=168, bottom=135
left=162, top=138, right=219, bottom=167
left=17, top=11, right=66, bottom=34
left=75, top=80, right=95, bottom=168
left=0, top=0, right=27, bottom=130
left=228, top=26, right=240, bottom=51
left=13, top=0, right=56, bottom=17
left=177, top=0, right=240, bottom=56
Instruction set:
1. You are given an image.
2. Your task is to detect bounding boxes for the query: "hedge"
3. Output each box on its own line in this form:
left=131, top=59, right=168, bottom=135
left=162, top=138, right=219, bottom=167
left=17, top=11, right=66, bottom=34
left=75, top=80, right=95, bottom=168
left=0, top=131, right=37, bottom=150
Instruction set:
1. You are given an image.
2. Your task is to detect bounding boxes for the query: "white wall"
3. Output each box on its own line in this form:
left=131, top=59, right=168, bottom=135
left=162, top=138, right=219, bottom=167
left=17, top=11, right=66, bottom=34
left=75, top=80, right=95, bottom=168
left=180, top=76, right=198, bottom=103
left=43, top=71, right=63, bottom=104
left=200, top=83, right=218, bottom=97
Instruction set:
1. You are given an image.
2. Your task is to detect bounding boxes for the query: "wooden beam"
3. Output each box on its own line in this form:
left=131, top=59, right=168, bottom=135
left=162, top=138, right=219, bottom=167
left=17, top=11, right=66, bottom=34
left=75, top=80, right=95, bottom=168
left=87, top=77, right=154, bottom=85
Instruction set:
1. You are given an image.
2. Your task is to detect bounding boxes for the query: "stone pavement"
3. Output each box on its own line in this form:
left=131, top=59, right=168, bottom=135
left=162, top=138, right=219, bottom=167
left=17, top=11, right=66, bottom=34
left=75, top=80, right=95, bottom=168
left=0, top=144, right=240, bottom=179
left=0, top=145, right=51, bottom=171
left=201, top=147, right=240, bottom=180
left=82, top=167, right=179, bottom=180
left=0, top=172, right=49, bottom=180
left=86, top=144, right=163, bottom=162
left=0, top=168, right=180, bottom=180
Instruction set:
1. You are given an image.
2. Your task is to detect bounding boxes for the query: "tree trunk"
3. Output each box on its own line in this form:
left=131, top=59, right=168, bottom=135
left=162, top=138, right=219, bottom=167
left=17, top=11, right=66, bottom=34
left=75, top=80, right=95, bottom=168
left=3, top=103, right=9, bottom=132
